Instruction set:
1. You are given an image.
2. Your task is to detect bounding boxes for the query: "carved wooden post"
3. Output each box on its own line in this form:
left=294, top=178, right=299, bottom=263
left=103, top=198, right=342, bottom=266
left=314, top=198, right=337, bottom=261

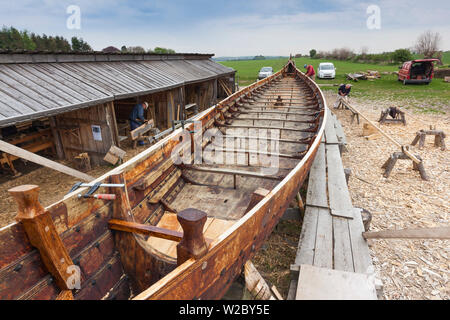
left=245, top=188, right=270, bottom=214
left=176, top=209, right=208, bottom=265
left=9, top=185, right=75, bottom=295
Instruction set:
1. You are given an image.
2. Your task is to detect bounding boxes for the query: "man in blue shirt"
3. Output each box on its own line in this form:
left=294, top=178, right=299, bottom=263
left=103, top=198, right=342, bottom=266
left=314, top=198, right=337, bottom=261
left=334, top=84, right=352, bottom=108
left=129, top=102, right=149, bottom=145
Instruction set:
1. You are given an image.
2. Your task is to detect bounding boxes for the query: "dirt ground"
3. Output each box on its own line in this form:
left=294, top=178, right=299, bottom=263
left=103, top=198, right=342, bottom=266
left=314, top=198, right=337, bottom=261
left=324, top=92, right=449, bottom=300
left=0, top=139, right=148, bottom=228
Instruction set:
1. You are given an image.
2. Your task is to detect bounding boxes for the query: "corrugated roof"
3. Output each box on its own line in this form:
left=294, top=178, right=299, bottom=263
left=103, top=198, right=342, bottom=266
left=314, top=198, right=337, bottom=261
left=0, top=54, right=235, bottom=128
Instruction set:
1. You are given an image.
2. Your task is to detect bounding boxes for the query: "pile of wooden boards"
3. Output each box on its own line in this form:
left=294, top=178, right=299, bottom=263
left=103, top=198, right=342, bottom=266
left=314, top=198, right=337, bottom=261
left=346, top=70, right=381, bottom=82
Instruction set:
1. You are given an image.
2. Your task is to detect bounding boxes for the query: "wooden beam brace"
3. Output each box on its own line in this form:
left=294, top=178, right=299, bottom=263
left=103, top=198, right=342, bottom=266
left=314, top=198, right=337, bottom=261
left=207, top=146, right=306, bottom=160
left=216, top=123, right=317, bottom=133
left=239, top=110, right=316, bottom=116
left=9, top=185, right=75, bottom=291
left=239, top=105, right=319, bottom=110
left=222, top=134, right=312, bottom=145
left=363, top=227, right=450, bottom=240
left=181, top=165, right=285, bottom=180
left=0, top=139, right=94, bottom=182
left=233, top=117, right=315, bottom=124
left=109, top=219, right=183, bottom=242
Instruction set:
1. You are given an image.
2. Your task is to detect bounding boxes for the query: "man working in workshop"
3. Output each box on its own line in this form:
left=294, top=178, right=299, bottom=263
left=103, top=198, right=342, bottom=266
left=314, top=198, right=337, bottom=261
left=304, top=64, right=316, bottom=81
left=334, top=84, right=352, bottom=108
left=129, top=101, right=149, bottom=146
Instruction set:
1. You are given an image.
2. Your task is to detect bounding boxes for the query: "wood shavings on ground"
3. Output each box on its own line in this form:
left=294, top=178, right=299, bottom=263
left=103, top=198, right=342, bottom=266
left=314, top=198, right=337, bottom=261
left=0, top=139, right=148, bottom=228
left=324, top=92, right=449, bottom=300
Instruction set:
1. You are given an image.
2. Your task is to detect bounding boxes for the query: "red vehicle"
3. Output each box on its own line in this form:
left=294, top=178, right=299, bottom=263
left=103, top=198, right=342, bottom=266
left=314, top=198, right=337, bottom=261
left=398, top=58, right=439, bottom=85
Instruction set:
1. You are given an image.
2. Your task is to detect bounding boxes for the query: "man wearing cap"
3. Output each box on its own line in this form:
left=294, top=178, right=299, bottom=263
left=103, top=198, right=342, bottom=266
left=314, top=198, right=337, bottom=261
left=129, top=102, right=149, bottom=145
left=334, top=84, right=352, bottom=109
left=304, top=64, right=316, bottom=81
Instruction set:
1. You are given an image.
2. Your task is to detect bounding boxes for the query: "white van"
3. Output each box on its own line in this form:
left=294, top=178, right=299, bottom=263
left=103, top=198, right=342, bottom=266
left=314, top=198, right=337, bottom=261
left=318, top=63, right=336, bottom=79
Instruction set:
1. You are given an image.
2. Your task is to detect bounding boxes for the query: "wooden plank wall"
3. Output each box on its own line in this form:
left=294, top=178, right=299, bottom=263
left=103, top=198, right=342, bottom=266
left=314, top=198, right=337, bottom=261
left=55, top=103, right=116, bottom=166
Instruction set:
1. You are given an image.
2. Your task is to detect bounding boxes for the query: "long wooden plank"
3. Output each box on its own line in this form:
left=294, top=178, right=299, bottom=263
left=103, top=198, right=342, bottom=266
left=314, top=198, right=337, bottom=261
left=296, top=265, right=377, bottom=300
left=326, top=144, right=353, bottom=214
left=0, top=139, right=94, bottom=181
left=313, top=207, right=333, bottom=269
left=326, top=144, right=354, bottom=272
left=294, top=207, right=318, bottom=266
left=306, top=143, right=327, bottom=207
left=130, top=120, right=155, bottom=140
left=324, top=112, right=339, bottom=145
left=348, top=209, right=373, bottom=273
left=363, top=227, right=450, bottom=240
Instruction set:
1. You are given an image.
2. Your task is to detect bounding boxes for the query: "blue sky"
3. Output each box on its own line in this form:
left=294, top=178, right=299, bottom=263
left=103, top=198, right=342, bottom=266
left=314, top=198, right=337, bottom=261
left=1, top=0, right=449, bottom=56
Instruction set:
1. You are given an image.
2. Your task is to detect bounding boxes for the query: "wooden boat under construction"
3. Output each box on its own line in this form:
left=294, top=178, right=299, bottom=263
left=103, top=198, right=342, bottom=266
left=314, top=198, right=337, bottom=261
left=0, top=59, right=328, bottom=300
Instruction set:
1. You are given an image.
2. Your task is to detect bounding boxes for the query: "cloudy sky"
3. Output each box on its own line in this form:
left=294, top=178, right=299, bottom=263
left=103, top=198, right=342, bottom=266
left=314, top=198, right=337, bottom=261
left=1, top=0, right=449, bottom=56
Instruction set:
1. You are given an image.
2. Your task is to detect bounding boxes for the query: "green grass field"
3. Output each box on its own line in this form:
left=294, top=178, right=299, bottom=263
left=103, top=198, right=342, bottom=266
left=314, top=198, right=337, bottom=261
left=220, top=57, right=450, bottom=113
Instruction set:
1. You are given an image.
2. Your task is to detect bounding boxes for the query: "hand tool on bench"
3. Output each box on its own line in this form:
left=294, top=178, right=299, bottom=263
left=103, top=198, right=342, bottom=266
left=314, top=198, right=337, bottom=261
left=67, top=182, right=125, bottom=200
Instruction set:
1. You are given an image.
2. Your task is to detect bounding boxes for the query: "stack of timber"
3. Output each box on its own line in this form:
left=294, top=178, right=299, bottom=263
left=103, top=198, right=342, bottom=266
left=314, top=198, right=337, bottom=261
left=288, top=110, right=379, bottom=300
left=0, top=59, right=327, bottom=300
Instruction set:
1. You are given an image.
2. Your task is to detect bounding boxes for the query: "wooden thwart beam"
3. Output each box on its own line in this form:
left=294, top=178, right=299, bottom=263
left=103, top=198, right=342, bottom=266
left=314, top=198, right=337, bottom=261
left=222, top=134, right=311, bottom=145
left=218, top=123, right=315, bottom=133
left=233, top=117, right=314, bottom=124
left=0, top=139, right=94, bottom=181
left=363, top=227, right=450, bottom=240
left=208, top=146, right=305, bottom=159
left=109, top=219, right=183, bottom=242
left=239, top=110, right=316, bottom=116
left=181, top=165, right=285, bottom=180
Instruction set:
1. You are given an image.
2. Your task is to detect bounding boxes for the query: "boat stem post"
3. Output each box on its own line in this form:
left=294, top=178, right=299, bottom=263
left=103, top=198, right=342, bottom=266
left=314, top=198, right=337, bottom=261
left=176, top=208, right=209, bottom=265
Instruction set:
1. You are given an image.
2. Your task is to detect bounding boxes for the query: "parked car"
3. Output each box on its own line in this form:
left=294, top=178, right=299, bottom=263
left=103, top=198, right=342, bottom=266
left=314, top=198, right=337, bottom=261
left=398, top=59, right=439, bottom=85
left=258, top=67, right=273, bottom=79
left=317, top=62, right=336, bottom=79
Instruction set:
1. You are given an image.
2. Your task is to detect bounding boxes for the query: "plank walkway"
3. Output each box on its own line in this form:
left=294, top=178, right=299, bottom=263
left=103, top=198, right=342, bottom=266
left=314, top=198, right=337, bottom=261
left=287, top=110, right=378, bottom=300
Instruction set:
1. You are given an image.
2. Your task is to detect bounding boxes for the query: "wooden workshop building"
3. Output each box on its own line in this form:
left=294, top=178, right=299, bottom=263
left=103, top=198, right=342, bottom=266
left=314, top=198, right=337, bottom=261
left=0, top=52, right=235, bottom=174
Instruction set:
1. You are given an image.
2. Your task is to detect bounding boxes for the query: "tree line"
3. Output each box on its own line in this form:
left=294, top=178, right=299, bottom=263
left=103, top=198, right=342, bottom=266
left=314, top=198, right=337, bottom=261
left=0, top=26, right=176, bottom=54
left=300, top=30, right=444, bottom=65
left=0, top=26, right=92, bottom=52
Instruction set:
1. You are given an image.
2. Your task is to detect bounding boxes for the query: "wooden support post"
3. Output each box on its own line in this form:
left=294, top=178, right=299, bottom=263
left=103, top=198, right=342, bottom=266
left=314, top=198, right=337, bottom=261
left=244, top=261, right=276, bottom=300
left=296, top=192, right=305, bottom=213
left=9, top=185, right=75, bottom=292
left=0, top=139, right=94, bottom=181
left=176, top=209, right=209, bottom=265
left=56, top=290, right=74, bottom=300
left=49, top=117, right=65, bottom=160
left=245, top=188, right=270, bottom=213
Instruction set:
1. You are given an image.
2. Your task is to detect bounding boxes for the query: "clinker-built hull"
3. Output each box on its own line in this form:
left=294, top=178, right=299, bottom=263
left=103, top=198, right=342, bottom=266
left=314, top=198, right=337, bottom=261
left=0, top=60, right=327, bottom=300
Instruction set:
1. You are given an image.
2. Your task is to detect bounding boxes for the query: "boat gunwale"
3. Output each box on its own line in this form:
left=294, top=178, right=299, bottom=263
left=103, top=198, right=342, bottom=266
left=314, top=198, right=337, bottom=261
left=133, top=62, right=329, bottom=300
